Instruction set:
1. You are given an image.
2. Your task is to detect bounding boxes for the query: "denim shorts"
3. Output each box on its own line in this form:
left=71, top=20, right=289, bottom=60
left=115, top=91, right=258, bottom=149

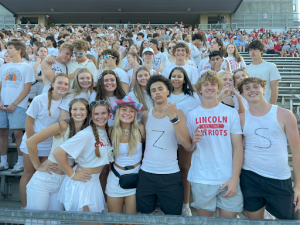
left=0, top=105, right=27, bottom=129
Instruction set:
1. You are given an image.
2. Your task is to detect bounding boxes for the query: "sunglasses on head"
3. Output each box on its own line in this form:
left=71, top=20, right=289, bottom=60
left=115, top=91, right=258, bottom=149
left=90, top=100, right=107, bottom=106
left=73, top=51, right=84, bottom=56
left=102, top=55, right=115, bottom=59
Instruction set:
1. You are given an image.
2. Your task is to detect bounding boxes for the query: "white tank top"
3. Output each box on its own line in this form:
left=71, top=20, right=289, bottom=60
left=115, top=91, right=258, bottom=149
left=114, top=143, right=143, bottom=167
left=141, top=108, right=179, bottom=174
left=48, top=126, right=74, bottom=166
left=243, top=105, right=291, bottom=180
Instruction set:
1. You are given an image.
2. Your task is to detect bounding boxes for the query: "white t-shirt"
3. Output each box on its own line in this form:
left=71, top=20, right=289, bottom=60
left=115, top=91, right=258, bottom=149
left=90, top=93, right=117, bottom=127
left=186, top=103, right=242, bottom=185
left=246, top=61, right=281, bottom=103
left=152, top=52, right=167, bottom=69
left=47, top=47, right=59, bottom=57
left=59, top=91, right=91, bottom=112
left=112, top=68, right=130, bottom=85
left=226, top=56, right=246, bottom=71
left=197, top=57, right=230, bottom=76
left=0, top=62, right=35, bottom=109
left=162, top=63, right=198, bottom=85
left=67, top=58, right=98, bottom=85
left=19, top=93, right=62, bottom=151
left=42, top=60, right=67, bottom=94
left=60, top=126, right=113, bottom=168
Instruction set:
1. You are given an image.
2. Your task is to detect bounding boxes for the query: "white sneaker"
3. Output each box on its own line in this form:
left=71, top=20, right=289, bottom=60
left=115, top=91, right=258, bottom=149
left=182, top=206, right=192, bottom=216
left=0, top=162, right=9, bottom=171
left=11, top=163, right=24, bottom=173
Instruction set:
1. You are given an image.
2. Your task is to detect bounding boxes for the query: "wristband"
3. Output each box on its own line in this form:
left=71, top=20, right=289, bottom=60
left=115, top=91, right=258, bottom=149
left=69, top=171, right=75, bottom=179
left=172, top=119, right=180, bottom=125
left=169, top=116, right=178, bottom=123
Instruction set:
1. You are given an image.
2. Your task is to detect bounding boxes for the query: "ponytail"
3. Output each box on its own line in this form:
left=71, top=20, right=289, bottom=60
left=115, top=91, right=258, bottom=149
left=91, top=120, right=101, bottom=158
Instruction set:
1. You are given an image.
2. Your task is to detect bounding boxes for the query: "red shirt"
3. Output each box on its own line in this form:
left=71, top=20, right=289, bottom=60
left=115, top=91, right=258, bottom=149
left=290, top=40, right=298, bottom=45
left=274, top=44, right=283, bottom=53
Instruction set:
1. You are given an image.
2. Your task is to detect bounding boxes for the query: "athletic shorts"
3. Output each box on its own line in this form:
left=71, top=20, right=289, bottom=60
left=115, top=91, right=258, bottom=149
left=136, top=169, right=184, bottom=215
left=191, top=182, right=243, bottom=212
left=0, top=106, right=27, bottom=129
left=240, top=169, right=295, bottom=220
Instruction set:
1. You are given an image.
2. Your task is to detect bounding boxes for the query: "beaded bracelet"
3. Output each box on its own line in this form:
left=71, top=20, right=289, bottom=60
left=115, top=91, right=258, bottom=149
left=69, top=171, right=75, bottom=179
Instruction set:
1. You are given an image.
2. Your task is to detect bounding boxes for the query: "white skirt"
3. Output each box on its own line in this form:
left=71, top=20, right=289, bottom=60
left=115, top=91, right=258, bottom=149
left=57, top=165, right=106, bottom=212
left=105, top=164, right=140, bottom=198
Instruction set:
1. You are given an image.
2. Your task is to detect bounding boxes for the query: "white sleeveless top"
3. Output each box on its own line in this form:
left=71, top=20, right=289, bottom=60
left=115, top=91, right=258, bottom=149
left=243, top=105, right=291, bottom=180
left=141, top=108, right=179, bottom=174
left=48, top=126, right=74, bottom=165
left=114, top=143, right=143, bottom=167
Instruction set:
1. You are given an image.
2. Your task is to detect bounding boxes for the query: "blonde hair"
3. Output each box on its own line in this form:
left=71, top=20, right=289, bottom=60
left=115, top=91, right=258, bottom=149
left=64, top=68, right=94, bottom=99
left=86, top=54, right=96, bottom=65
left=195, top=70, right=223, bottom=95
left=133, top=66, right=152, bottom=111
left=112, top=108, right=139, bottom=157
left=48, top=74, right=70, bottom=116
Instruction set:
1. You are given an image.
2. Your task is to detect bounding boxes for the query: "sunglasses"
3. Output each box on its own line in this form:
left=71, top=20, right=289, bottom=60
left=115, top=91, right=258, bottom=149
left=102, top=55, right=115, bottom=59
left=90, top=100, right=107, bottom=106
left=73, top=51, right=84, bottom=56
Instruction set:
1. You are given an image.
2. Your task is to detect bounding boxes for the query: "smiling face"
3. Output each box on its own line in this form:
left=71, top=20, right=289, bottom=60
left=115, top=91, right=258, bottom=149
left=71, top=101, right=88, bottom=122
left=143, top=41, right=149, bottom=48
left=78, top=72, right=92, bottom=90
left=222, top=73, right=233, bottom=89
left=92, top=105, right=109, bottom=128
left=129, top=45, right=138, bottom=53
left=52, top=76, right=69, bottom=95
left=127, top=54, right=135, bottom=65
left=241, top=82, right=264, bottom=102
left=170, top=69, right=184, bottom=90
left=103, top=74, right=117, bottom=93
left=234, top=71, right=249, bottom=86
left=174, top=47, right=187, bottom=61
left=137, top=70, right=150, bottom=88
left=119, top=106, right=136, bottom=123
left=199, top=80, right=219, bottom=99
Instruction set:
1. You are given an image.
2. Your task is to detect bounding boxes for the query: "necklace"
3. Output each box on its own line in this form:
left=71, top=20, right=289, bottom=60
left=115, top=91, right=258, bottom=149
left=122, top=129, right=130, bottom=135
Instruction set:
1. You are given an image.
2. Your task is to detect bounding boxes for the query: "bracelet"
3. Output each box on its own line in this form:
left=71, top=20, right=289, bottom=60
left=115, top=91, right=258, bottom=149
left=172, top=119, right=180, bottom=125
left=169, top=116, right=178, bottom=123
left=69, top=171, right=75, bottom=179
left=12, top=103, right=17, bottom=107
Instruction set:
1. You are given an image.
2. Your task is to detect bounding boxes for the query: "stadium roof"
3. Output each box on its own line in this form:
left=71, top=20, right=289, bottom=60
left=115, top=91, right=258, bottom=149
left=1, top=0, right=243, bottom=24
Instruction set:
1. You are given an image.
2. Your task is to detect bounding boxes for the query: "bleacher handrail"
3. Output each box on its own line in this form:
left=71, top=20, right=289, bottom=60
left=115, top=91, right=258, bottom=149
left=0, top=208, right=299, bottom=224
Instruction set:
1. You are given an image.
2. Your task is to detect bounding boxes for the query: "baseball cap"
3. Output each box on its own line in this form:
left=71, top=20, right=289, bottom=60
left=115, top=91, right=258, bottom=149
left=108, top=27, right=113, bottom=30
left=149, top=39, right=158, bottom=46
left=27, top=32, right=33, bottom=37
left=142, top=47, right=154, bottom=55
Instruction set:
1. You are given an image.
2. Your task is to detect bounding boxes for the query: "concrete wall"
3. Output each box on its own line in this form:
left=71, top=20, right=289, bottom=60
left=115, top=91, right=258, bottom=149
left=0, top=5, right=13, bottom=16
left=235, top=0, right=293, bottom=14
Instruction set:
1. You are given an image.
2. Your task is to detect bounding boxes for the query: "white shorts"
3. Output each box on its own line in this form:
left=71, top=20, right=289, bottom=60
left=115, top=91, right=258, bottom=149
left=191, top=182, right=243, bottom=212
left=105, top=164, right=140, bottom=198
left=57, top=165, right=106, bottom=212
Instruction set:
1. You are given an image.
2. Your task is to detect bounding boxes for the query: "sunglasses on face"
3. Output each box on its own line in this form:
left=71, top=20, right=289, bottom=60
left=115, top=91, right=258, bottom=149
left=90, top=100, right=106, bottom=106
left=73, top=51, right=84, bottom=56
left=102, top=55, right=115, bottom=59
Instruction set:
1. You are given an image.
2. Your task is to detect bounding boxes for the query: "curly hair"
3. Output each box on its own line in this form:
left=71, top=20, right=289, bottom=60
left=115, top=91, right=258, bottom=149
left=195, top=70, right=223, bottom=95
left=172, top=42, right=190, bottom=55
left=146, top=75, right=173, bottom=97
left=237, top=77, right=267, bottom=94
left=72, top=39, right=89, bottom=51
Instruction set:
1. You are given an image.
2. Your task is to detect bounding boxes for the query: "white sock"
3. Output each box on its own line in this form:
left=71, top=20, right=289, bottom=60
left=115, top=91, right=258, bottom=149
left=183, top=203, right=189, bottom=209
left=17, top=156, right=23, bottom=165
left=1, top=155, right=7, bottom=164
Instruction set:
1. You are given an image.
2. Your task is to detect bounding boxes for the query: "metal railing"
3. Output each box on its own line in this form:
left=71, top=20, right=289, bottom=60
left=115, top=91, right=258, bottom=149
left=197, top=23, right=237, bottom=31
left=231, top=13, right=300, bottom=28
left=0, top=208, right=299, bottom=225
left=55, top=23, right=176, bottom=29
left=0, top=24, right=39, bottom=30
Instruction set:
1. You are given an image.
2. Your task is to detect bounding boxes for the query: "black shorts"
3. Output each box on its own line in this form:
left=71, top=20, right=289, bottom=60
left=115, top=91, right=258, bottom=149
left=136, top=169, right=184, bottom=215
left=240, top=169, right=295, bottom=220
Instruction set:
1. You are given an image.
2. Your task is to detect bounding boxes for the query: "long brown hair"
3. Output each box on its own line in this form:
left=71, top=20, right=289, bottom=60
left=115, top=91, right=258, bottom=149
left=95, top=70, right=126, bottom=101
left=90, top=102, right=110, bottom=158
left=133, top=66, right=152, bottom=111
left=224, top=43, right=242, bottom=62
left=48, top=74, right=69, bottom=116
left=64, top=98, right=90, bottom=138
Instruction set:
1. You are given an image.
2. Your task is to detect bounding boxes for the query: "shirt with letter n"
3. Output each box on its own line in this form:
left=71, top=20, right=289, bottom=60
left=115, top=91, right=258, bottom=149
left=186, top=103, right=242, bottom=185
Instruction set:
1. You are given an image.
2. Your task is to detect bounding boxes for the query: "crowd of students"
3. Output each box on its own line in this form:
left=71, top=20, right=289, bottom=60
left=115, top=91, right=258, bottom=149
left=0, top=23, right=299, bottom=221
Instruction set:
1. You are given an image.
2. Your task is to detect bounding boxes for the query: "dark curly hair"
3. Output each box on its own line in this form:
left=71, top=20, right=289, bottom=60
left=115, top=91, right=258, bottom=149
left=146, top=75, right=173, bottom=97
